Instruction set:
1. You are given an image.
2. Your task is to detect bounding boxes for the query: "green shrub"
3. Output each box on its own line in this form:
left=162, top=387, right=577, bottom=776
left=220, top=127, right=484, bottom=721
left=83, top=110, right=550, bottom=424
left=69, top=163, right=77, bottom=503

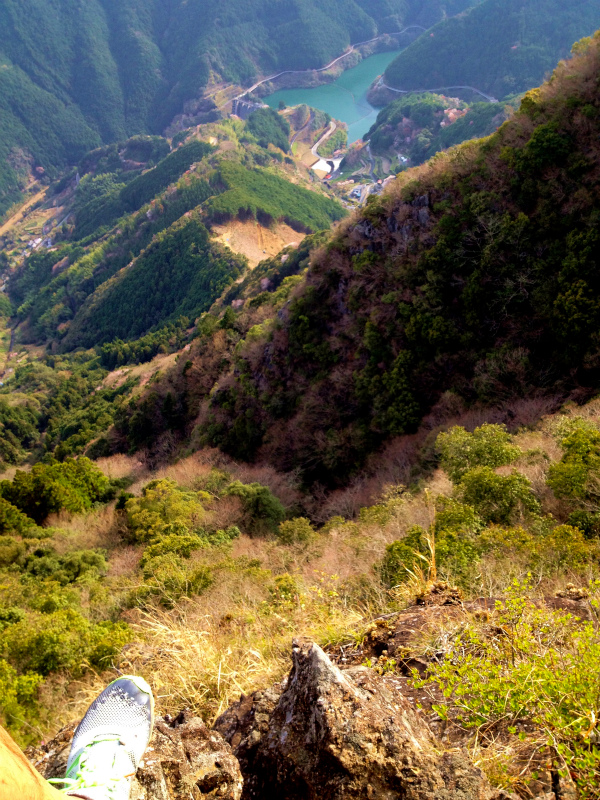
left=134, top=553, right=213, bottom=608
left=268, top=573, right=301, bottom=606
left=437, top=424, right=521, bottom=483
left=0, top=400, right=39, bottom=466
left=205, top=526, right=242, bottom=546
left=547, top=420, right=600, bottom=502
left=0, top=458, right=112, bottom=524
left=276, top=517, right=316, bottom=545
left=0, top=658, right=43, bottom=747
left=417, top=583, right=600, bottom=797
left=0, top=608, right=25, bottom=630
left=476, top=523, right=594, bottom=574
left=433, top=499, right=484, bottom=585
left=568, top=510, right=600, bottom=539
left=457, top=467, right=540, bottom=525
left=125, top=479, right=208, bottom=543
left=140, top=531, right=206, bottom=566
left=224, top=481, right=286, bottom=535
left=24, top=549, right=107, bottom=585
left=0, top=609, right=130, bottom=676
left=434, top=497, right=484, bottom=536
left=380, top=526, right=428, bottom=587
left=0, top=532, right=28, bottom=565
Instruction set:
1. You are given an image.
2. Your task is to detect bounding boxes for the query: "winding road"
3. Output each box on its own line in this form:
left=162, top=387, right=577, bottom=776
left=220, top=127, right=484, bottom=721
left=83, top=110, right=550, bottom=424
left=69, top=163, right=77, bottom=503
left=311, top=120, right=337, bottom=157
left=376, top=78, right=498, bottom=103
left=365, top=143, right=376, bottom=182
left=220, top=26, right=428, bottom=109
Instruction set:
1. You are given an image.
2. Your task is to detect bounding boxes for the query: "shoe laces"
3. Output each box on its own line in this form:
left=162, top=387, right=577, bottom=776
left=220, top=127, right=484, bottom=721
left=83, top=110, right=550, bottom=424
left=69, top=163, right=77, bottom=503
left=49, top=735, right=135, bottom=799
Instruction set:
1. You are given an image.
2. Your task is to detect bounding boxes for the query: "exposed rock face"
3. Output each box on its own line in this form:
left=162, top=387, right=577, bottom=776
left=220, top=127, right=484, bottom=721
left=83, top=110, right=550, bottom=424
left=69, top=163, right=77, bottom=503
left=27, top=710, right=243, bottom=800
left=217, top=637, right=504, bottom=800
left=32, top=629, right=582, bottom=799
left=213, top=683, right=283, bottom=784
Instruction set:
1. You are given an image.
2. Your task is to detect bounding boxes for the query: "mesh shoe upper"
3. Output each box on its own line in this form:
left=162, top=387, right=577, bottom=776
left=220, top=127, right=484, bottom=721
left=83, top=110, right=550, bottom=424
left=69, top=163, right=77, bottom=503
left=61, top=676, right=154, bottom=800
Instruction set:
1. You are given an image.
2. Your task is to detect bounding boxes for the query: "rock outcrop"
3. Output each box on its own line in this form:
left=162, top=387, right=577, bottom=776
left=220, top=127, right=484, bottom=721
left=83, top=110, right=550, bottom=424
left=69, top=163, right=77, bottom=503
left=28, top=709, right=243, bottom=800
left=215, top=637, right=506, bottom=800
left=32, top=626, right=583, bottom=799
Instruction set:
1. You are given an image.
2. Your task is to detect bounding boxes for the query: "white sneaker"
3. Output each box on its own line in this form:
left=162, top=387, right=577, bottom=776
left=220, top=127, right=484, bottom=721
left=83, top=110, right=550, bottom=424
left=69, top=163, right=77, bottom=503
left=50, top=676, right=154, bottom=800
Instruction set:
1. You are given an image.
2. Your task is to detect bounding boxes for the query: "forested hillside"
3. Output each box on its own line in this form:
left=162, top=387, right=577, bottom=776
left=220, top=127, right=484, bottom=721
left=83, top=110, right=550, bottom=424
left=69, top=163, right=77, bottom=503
left=4, top=116, right=344, bottom=355
left=184, top=33, right=600, bottom=485
left=3, top=17, right=600, bottom=799
left=366, top=92, right=511, bottom=164
left=0, top=0, right=477, bottom=220
left=384, top=0, right=600, bottom=99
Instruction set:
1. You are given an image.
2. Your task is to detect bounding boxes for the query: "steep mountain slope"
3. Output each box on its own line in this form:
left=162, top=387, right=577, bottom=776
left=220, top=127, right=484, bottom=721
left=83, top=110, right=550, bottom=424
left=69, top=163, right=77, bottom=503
left=6, top=117, right=345, bottom=355
left=189, top=33, right=600, bottom=485
left=365, top=92, right=511, bottom=165
left=384, top=0, right=600, bottom=99
left=0, top=0, right=476, bottom=219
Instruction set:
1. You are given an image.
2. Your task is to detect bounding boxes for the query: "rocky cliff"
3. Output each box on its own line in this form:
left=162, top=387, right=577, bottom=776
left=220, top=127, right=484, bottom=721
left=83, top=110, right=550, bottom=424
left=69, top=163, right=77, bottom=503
left=30, top=601, right=585, bottom=799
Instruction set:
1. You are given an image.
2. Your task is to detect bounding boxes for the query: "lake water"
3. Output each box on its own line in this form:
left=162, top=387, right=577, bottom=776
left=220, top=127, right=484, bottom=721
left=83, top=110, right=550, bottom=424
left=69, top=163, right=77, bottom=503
left=264, top=49, right=401, bottom=144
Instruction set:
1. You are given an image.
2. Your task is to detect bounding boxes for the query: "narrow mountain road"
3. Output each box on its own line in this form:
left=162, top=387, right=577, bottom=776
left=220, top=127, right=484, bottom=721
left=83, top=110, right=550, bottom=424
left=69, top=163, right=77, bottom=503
left=377, top=78, right=498, bottom=103
left=311, top=120, right=337, bottom=158
left=219, top=25, right=428, bottom=109
left=366, top=143, right=376, bottom=182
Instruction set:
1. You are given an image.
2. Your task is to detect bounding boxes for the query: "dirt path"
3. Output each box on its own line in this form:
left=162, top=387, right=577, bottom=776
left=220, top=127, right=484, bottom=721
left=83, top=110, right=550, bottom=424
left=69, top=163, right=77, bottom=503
left=0, top=188, right=47, bottom=238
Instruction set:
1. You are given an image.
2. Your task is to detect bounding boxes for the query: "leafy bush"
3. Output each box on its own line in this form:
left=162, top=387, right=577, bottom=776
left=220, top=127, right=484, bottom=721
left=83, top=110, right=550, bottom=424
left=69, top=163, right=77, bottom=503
left=0, top=399, right=39, bottom=466
left=133, top=554, right=213, bottom=608
left=140, top=531, right=206, bottom=567
left=125, top=479, right=208, bottom=543
left=277, top=517, right=316, bottom=545
left=437, top=424, right=521, bottom=483
left=0, top=659, right=43, bottom=747
left=568, top=510, right=600, bottom=539
left=547, top=419, right=600, bottom=502
left=24, top=549, right=107, bottom=586
left=457, top=467, right=540, bottom=525
left=418, top=583, right=600, bottom=797
left=380, top=526, right=428, bottom=587
left=0, top=538, right=26, bottom=569
left=0, top=609, right=130, bottom=676
left=0, top=458, right=112, bottom=525
left=224, top=481, right=286, bottom=535
left=0, top=498, right=37, bottom=536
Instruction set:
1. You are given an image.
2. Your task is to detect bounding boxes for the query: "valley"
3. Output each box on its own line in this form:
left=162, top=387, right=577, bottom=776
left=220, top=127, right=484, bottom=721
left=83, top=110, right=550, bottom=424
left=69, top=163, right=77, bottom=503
left=264, top=48, right=405, bottom=143
left=2, top=4, right=600, bottom=799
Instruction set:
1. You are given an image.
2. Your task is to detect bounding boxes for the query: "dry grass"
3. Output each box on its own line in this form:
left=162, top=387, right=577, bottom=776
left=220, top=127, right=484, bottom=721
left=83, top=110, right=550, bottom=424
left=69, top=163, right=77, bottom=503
left=107, top=546, right=143, bottom=578
left=113, top=565, right=364, bottom=722
left=95, top=454, right=145, bottom=482
left=46, top=506, right=121, bottom=555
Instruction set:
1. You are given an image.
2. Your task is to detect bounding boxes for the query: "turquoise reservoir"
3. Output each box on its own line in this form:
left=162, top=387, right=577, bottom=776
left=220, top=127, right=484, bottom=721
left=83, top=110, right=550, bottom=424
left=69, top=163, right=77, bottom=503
left=264, top=49, right=401, bottom=144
